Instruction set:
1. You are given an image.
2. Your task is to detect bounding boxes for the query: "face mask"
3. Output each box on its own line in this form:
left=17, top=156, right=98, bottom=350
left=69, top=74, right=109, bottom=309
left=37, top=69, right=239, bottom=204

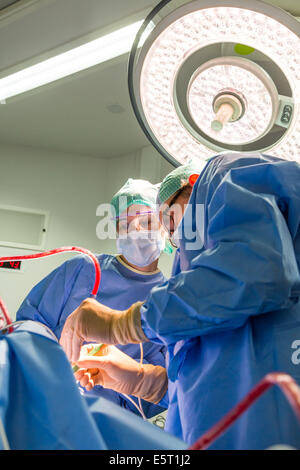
left=170, top=204, right=187, bottom=249
left=170, top=202, right=202, bottom=250
left=170, top=225, right=181, bottom=248
left=116, top=230, right=165, bottom=267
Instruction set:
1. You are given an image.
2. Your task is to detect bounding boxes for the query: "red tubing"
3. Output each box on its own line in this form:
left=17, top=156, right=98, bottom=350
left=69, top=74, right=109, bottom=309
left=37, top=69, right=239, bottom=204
left=0, top=246, right=101, bottom=331
left=189, top=372, right=300, bottom=450
left=0, top=298, right=14, bottom=333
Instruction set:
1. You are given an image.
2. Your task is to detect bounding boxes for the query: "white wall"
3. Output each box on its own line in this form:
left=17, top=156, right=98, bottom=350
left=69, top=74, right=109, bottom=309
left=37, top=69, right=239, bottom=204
left=0, top=143, right=175, bottom=320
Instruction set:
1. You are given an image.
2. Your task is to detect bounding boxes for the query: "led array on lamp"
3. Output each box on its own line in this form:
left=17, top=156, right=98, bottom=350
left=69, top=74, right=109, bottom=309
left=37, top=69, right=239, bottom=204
left=139, top=6, right=300, bottom=164
left=188, top=63, right=274, bottom=145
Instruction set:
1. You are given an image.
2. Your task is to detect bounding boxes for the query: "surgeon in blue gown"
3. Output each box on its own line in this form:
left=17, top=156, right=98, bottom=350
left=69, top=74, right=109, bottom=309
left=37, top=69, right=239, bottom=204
left=16, top=178, right=168, bottom=419
left=60, top=152, right=300, bottom=450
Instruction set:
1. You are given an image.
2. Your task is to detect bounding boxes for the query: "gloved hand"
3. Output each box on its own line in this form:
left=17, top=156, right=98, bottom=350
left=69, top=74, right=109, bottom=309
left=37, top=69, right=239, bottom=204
left=74, top=344, right=168, bottom=404
left=59, top=298, right=148, bottom=362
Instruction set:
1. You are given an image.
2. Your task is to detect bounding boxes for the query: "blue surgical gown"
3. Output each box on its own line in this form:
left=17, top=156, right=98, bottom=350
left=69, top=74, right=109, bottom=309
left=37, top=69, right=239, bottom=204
left=140, top=152, right=300, bottom=449
left=16, top=254, right=167, bottom=418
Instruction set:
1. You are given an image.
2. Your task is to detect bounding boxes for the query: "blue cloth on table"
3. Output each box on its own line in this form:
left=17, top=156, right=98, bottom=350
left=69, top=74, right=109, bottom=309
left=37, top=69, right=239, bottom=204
left=0, top=321, right=186, bottom=450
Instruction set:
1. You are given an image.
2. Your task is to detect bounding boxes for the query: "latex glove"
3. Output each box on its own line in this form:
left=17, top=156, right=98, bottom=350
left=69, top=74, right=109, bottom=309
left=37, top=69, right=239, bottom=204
left=74, top=344, right=168, bottom=404
left=59, top=298, right=148, bottom=362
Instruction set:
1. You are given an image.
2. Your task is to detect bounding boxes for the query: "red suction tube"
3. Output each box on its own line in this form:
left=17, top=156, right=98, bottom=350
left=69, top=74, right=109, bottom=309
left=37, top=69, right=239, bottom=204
left=189, top=372, right=300, bottom=450
left=0, top=246, right=101, bottom=332
left=0, top=298, right=14, bottom=333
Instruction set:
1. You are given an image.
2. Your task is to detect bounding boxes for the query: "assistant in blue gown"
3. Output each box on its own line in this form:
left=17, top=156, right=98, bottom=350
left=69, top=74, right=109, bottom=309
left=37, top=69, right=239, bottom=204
left=16, top=253, right=167, bottom=418
left=140, top=152, right=300, bottom=449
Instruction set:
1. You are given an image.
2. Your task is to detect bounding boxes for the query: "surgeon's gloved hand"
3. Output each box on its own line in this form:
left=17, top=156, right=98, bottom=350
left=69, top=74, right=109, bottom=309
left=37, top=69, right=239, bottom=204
left=59, top=298, right=148, bottom=362
left=74, top=344, right=168, bottom=404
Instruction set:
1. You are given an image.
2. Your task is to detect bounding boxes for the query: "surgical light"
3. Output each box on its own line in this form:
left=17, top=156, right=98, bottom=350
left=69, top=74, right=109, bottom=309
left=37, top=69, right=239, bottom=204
left=128, top=0, right=300, bottom=167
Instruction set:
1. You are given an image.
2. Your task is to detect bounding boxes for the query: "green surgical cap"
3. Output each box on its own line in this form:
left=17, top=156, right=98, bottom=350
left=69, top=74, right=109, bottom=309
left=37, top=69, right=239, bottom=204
left=158, top=162, right=205, bottom=206
left=110, top=178, right=159, bottom=219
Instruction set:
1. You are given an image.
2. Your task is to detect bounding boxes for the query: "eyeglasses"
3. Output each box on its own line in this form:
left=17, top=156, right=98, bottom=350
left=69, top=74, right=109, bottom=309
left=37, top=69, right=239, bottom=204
left=114, top=211, right=160, bottom=234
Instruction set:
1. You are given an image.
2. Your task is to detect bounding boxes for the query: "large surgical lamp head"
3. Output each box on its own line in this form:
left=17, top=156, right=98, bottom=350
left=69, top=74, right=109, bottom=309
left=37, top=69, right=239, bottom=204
left=128, top=0, right=300, bottom=167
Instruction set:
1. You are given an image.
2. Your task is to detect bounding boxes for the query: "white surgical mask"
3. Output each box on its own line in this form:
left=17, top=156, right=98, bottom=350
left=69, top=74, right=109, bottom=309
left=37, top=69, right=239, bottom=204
left=116, top=230, right=165, bottom=267
left=169, top=202, right=198, bottom=250
left=170, top=226, right=181, bottom=248
left=170, top=206, right=186, bottom=249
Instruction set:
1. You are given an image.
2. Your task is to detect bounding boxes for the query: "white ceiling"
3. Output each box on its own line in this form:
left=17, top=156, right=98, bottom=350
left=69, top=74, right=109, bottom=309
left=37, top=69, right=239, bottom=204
left=0, top=0, right=299, bottom=160
left=0, top=0, right=19, bottom=10
left=0, top=0, right=158, bottom=159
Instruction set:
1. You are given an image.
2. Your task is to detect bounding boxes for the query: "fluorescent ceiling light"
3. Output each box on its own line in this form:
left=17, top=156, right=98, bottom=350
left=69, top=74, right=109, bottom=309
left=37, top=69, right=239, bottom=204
left=0, top=20, right=147, bottom=101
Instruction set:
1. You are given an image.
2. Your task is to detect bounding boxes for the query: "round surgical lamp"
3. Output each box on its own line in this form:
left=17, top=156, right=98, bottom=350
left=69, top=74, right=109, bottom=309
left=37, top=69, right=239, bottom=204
left=128, top=0, right=300, bottom=167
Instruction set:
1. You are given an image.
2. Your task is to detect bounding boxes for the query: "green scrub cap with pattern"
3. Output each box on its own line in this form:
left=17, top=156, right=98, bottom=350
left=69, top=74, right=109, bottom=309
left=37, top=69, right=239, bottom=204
left=111, top=178, right=159, bottom=219
left=157, top=162, right=205, bottom=206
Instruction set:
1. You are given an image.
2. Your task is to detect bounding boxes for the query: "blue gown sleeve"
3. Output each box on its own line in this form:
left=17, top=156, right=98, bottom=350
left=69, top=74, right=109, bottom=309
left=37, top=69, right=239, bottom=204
left=156, top=389, right=169, bottom=409
left=140, top=165, right=300, bottom=345
left=16, top=256, right=88, bottom=335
